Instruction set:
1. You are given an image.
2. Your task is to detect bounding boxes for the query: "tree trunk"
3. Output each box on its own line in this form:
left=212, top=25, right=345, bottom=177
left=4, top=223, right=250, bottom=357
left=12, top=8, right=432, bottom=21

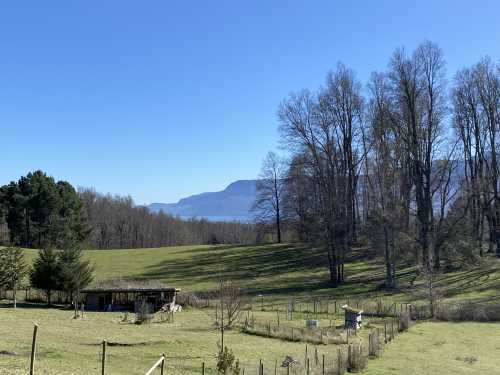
left=276, top=209, right=281, bottom=244
left=327, top=242, right=338, bottom=287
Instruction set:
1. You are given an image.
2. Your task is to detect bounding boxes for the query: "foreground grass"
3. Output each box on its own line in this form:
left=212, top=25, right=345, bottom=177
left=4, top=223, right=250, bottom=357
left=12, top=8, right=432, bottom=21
left=1, top=306, right=500, bottom=375
left=0, top=305, right=346, bottom=375
left=364, top=321, right=500, bottom=375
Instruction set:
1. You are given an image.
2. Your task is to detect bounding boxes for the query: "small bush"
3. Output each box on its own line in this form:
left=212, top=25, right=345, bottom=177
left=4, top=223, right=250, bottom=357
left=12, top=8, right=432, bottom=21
left=217, top=346, right=240, bottom=375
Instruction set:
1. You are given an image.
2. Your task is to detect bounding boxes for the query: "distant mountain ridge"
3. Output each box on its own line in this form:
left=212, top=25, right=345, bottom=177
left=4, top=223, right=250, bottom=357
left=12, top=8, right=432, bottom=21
left=147, top=180, right=257, bottom=222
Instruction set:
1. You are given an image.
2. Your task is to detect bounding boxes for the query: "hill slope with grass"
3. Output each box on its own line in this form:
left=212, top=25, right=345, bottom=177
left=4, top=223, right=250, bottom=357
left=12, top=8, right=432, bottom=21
left=22, top=244, right=500, bottom=303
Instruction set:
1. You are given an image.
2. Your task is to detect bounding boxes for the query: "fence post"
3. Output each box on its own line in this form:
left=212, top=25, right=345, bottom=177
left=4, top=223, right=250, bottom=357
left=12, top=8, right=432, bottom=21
left=274, top=359, right=277, bottom=375
left=202, top=362, right=205, bottom=375
left=347, top=345, right=352, bottom=371
left=384, top=322, right=387, bottom=343
left=101, top=340, right=107, bottom=375
left=307, top=358, right=310, bottom=375
left=322, top=354, right=325, bottom=375
left=29, top=324, right=38, bottom=375
left=160, top=353, right=165, bottom=375
left=337, top=348, right=341, bottom=375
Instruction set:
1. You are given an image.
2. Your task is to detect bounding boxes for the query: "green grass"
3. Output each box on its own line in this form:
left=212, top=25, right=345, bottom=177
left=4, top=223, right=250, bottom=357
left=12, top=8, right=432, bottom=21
left=363, top=322, right=500, bottom=374
left=4, top=243, right=500, bottom=374
left=21, top=243, right=500, bottom=302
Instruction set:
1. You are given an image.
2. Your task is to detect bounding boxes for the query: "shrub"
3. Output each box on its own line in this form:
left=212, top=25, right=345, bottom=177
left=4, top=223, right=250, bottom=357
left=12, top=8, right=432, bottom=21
left=217, top=346, right=240, bottom=375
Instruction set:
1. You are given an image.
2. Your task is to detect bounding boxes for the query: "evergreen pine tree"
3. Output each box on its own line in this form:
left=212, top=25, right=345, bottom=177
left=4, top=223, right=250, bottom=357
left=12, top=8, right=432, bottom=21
left=58, top=246, right=94, bottom=301
left=30, top=248, right=60, bottom=305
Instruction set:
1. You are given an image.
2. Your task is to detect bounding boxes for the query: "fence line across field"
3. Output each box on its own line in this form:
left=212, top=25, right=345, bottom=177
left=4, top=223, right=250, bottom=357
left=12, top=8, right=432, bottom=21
left=25, top=312, right=406, bottom=374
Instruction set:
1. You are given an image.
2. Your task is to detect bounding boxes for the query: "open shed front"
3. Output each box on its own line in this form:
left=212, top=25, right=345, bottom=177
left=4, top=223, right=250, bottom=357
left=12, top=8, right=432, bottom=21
left=81, top=280, right=179, bottom=313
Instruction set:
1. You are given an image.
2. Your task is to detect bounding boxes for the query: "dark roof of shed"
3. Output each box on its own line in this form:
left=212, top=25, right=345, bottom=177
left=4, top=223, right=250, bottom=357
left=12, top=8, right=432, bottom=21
left=81, top=279, right=180, bottom=293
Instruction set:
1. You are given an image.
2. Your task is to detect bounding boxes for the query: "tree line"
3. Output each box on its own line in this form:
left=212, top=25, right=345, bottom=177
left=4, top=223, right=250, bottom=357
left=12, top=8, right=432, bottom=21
left=79, top=188, right=257, bottom=249
left=0, top=171, right=259, bottom=250
left=254, top=40, right=500, bottom=288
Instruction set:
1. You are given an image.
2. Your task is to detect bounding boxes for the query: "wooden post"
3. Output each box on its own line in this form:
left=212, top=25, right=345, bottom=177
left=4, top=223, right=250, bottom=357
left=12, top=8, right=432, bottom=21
left=337, top=348, right=341, bottom=374
left=322, top=354, right=325, bottom=375
left=315, top=347, right=318, bottom=366
left=101, top=340, right=107, bottom=375
left=274, top=359, right=277, bottom=375
left=160, top=353, right=165, bottom=375
left=384, top=322, right=387, bottom=343
left=277, top=311, right=280, bottom=326
left=202, top=361, right=205, bottom=375
left=307, top=358, right=310, bottom=375
left=29, top=324, right=38, bottom=375
left=347, top=345, right=352, bottom=371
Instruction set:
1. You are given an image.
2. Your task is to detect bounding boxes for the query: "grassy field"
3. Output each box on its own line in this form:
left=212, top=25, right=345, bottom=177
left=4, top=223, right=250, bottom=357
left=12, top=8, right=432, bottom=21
left=364, top=322, right=500, bottom=374
left=20, top=244, right=500, bottom=302
left=2, top=243, right=500, bottom=374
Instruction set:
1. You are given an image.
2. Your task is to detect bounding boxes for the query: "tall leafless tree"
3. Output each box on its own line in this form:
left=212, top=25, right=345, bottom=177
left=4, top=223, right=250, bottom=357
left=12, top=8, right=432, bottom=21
left=252, top=151, right=287, bottom=243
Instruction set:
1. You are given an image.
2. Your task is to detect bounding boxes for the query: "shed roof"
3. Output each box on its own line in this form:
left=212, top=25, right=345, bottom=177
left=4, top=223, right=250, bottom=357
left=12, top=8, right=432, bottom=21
left=341, top=305, right=363, bottom=314
left=81, top=279, right=180, bottom=293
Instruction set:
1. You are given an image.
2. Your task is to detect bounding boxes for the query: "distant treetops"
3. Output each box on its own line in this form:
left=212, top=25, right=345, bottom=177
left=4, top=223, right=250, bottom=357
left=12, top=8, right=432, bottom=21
left=0, top=170, right=90, bottom=249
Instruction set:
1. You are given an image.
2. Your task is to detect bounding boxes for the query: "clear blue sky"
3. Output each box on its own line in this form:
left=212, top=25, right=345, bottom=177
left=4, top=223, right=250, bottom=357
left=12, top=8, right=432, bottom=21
left=1, top=1, right=499, bottom=204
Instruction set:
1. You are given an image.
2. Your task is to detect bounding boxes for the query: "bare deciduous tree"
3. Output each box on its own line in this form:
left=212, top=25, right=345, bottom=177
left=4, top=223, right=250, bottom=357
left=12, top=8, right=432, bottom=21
left=252, top=151, right=287, bottom=243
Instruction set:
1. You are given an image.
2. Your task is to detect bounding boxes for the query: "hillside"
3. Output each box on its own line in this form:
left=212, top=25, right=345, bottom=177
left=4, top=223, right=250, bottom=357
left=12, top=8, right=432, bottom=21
left=147, top=180, right=257, bottom=222
left=22, top=244, right=500, bottom=302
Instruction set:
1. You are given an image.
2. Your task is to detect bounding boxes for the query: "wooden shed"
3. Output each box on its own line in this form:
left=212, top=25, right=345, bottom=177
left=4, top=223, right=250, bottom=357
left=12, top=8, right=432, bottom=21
left=81, top=279, right=180, bottom=313
left=341, top=304, right=363, bottom=329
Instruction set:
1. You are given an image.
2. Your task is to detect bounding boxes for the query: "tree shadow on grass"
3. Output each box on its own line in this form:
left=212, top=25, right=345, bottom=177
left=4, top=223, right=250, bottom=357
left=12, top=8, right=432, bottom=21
left=0, top=301, right=69, bottom=310
left=135, top=243, right=330, bottom=295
